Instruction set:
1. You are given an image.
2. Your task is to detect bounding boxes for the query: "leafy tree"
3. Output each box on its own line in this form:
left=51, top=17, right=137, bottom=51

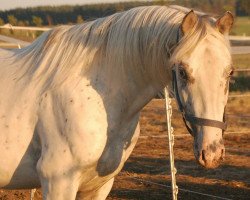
left=32, top=16, right=43, bottom=26
left=17, top=20, right=25, bottom=26
left=0, top=17, right=4, bottom=34
left=46, top=15, right=53, bottom=26
left=24, top=20, right=30, bottom=26
left=115, top=3, right=125, bottom=11
left=0, top=0, right=249, bottom=27
left=76, top=15, right=84, bottom=24
left=238, top=0, right=250, bottom=15
left=7, top=15, right=18, bottom=25
left=0, top=17, right=4, bottom=25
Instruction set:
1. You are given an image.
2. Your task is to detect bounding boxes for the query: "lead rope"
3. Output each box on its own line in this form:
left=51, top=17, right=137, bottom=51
left=164, top=87, right=178, bottom=200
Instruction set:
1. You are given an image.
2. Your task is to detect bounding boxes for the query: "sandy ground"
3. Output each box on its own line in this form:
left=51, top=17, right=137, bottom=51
left=0, top=95, right=249, bottom=200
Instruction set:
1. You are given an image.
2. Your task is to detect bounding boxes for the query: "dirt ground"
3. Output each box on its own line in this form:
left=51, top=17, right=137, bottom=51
left=0, top=95, right=249, bottom=200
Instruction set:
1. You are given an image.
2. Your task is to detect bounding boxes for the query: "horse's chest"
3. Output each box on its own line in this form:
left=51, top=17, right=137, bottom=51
left=95, top=115, right=140, bottom=177
left=79, top=116, right=140, bottom=193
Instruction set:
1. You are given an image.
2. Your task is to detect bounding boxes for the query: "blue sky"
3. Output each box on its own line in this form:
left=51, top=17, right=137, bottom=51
left=0, top=0, right=150, bottom=11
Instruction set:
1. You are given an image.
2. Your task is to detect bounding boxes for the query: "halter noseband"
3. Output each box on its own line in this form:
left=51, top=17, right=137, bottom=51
left=171, top=67, right=227, bottom=136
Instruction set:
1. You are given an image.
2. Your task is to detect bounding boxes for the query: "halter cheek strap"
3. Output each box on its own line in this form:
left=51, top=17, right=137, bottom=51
left=171, top=67, right=227, bottom=136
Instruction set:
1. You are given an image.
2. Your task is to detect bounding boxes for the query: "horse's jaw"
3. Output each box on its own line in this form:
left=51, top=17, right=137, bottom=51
left=193, top=127, right=225, bottom=169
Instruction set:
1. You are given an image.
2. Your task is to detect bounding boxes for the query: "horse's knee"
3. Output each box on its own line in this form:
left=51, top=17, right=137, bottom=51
left=39, top=175, right=80, bottom=200
left=36, top=159, right=80, bottom=200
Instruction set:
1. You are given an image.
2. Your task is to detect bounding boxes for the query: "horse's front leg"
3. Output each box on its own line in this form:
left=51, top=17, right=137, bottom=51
left=39, top=174, right=79, bottom=200
left=35, top=127, right=82, bottom=200
left=37, top=153, right=81, bottom=200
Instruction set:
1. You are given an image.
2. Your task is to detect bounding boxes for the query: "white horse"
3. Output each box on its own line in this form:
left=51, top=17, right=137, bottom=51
left=0, top=5, right=233, bottom=199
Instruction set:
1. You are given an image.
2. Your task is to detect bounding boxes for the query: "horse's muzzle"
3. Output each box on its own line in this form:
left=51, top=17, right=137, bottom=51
left=194, top=143, right=225, bottom=169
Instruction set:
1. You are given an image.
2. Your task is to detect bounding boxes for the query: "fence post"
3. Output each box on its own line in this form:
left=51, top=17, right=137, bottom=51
left=164, top=87, right=178, bottom=200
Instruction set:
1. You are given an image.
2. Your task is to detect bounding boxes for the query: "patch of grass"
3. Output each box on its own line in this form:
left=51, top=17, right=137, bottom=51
left=231, top=16, right=250, bottom=36
left=232, top=54, right=250, bottom=69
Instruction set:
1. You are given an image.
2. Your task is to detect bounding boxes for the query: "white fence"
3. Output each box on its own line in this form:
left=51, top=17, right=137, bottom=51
left=1, top=24, right=250, bottom=53
left=0, top=24, right=51, bottom=31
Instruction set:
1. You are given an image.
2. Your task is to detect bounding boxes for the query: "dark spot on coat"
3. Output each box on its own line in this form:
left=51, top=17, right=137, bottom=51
left=208, top=141, right=219, bottom=153
left=65, top=118, right=68, bottom=122
left=44, top=93, right=47, bottom=97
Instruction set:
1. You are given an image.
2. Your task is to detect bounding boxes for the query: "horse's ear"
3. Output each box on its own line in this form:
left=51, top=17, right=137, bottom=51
left=216, top=11, right=234, bottom=35
left=181, top=10, right=198, bottom=35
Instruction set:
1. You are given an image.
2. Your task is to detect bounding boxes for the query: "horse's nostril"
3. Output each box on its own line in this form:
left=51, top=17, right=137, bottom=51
left=202, top=150, right=206, bottom=162
left=221, top=148, right=225, bottom=160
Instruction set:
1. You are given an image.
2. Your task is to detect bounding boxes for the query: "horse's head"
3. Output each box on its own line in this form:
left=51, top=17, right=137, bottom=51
left=171, top=11, right=234, bottom=168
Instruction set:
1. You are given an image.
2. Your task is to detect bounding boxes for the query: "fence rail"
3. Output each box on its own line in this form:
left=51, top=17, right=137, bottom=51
left=234, top=68, right=250, bottom=72
left=0, top=24, right=51, bottom=31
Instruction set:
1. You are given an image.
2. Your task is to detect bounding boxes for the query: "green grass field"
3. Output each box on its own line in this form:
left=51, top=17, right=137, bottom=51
left=231, top=16, right=250, bottom=36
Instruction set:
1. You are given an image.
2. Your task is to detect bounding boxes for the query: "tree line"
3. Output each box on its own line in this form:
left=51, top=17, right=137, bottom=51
left=0, top=0, right=249, bottom=27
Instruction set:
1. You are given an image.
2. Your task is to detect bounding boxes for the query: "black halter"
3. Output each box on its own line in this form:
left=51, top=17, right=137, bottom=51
left=171, top=67, right=227, bottom=136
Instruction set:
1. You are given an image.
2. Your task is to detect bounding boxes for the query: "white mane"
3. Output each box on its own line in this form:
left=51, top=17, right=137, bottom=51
left=9, top=5, right=230, bottom=89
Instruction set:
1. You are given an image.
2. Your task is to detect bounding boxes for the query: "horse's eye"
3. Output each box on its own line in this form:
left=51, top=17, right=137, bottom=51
left=179, top=68, right=187, bottom=80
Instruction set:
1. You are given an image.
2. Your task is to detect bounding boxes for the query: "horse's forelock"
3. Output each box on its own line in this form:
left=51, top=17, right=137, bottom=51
left=170, top=16, right=230, bottom=65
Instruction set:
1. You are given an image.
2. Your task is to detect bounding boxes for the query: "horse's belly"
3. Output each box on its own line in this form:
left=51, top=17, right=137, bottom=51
left=0, top=126, right=41, bottom=189
left=0, top=151, right=41, bottom=189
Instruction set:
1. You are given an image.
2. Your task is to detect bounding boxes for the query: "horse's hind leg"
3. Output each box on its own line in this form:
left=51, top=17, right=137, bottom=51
left=76, top=178, right=114, bottom=200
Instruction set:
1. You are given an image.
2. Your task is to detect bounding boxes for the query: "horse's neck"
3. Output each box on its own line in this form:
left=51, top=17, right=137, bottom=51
left=92, top=60, right=169, bottom=119
left=122, top=61, right=171, bottom=116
